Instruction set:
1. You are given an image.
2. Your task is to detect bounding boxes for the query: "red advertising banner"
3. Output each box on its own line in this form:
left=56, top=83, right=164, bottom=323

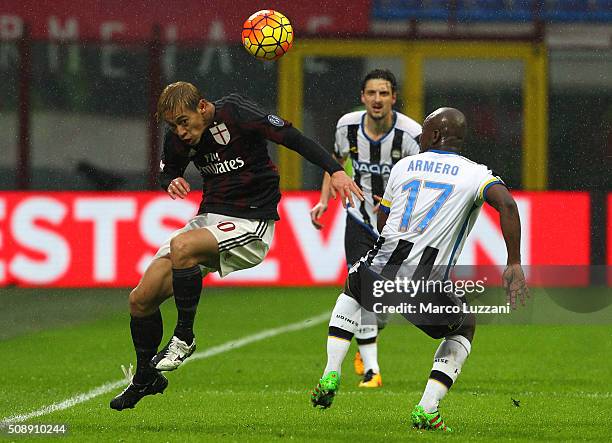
left=0, top=1, right=372, bottom=42
left=0, top=191, right=593, bottom=288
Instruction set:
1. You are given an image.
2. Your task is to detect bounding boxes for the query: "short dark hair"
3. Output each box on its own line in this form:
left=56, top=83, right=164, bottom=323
left=361, top=69, right=398, bottom=93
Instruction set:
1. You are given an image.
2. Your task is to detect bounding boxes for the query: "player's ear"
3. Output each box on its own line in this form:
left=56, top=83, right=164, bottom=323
left=197, top=99, right=207, bottom=114
left=432, top=129, right=441, bottom=144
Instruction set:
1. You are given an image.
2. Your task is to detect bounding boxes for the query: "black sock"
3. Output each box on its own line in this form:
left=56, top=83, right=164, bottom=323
left=172, top=265, right=202, bottom=342
left=130, top=310, right=163, bottom=383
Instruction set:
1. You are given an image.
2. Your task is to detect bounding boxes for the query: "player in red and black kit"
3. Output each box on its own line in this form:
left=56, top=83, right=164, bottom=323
left=110, top=81, right=363, bottom=411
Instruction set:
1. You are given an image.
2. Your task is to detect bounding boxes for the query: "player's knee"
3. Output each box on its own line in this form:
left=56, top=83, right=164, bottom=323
left=169, top=233, right=193, bottom=262
left=129, top=286, right=157, bottom=316
left=454, top=312, right=476, bottom=342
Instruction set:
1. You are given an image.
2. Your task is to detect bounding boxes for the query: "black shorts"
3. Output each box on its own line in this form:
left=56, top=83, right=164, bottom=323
left=344, top=261, right=467, bottom=339
left=345, top=213, right=378, bottom=268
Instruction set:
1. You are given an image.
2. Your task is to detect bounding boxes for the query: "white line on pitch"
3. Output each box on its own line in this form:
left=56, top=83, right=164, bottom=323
left=0, top=311, right=330, bottom=426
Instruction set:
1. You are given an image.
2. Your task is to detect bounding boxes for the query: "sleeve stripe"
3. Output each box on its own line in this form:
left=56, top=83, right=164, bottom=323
left=478, top=178, right=505, bottom=201
left=379, top=198, right=392, bottom=214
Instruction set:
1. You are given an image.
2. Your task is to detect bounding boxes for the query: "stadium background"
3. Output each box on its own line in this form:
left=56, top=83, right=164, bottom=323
left=0, top=1, right=611, bottom=441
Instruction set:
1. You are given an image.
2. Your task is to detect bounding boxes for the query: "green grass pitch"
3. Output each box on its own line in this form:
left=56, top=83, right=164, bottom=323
left=1, top=287, right=611, bottom=441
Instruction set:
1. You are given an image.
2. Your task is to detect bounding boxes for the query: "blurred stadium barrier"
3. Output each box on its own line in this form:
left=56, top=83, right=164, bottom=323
left=0, top=0, right=610, bottom=194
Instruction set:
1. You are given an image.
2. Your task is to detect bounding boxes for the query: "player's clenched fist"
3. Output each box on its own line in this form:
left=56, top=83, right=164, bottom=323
left=167, top=177, right=191, bottom=200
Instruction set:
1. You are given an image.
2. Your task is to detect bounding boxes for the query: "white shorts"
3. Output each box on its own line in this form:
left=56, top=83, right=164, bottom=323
left=153, top=213, right=275, bottom=278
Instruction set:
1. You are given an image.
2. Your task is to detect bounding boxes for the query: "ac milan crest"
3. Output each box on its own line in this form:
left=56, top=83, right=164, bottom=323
left=210, top=123, right=231, bottom=145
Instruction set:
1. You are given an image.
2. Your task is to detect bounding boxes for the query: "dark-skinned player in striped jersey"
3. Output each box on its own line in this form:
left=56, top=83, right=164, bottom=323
left=110, top=81, right=363, bottom=410
left=310, top=107, right=528, bottom=432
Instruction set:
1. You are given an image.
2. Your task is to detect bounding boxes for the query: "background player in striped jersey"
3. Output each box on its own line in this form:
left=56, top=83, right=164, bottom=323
left=311, top=107, right=528, bottom=432
left=310, top=69, right=421, bottom=387
left=110, top=81, right=363, bottom=411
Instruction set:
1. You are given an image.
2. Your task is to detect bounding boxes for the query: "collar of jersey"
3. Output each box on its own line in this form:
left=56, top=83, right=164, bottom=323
left=360, top=111, right=397, bottom=144
left=429, top=149, right=459, bottom=155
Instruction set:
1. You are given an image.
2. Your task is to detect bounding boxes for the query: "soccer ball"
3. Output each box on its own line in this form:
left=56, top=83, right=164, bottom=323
left=241, top=10, right=293, bottom=61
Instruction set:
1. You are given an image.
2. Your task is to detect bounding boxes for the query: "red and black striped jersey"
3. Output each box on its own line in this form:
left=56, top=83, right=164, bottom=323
left=159, top=93, right=342, bottom=220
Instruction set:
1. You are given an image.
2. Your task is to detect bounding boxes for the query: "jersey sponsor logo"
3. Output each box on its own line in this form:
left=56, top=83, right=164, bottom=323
left=210, top=123, right=231, bottom=145
left=351, top=159, right=393, bottom=175
left=196, top=156, right=245, bottom=176
left=267, top=114, right=284, bottom=127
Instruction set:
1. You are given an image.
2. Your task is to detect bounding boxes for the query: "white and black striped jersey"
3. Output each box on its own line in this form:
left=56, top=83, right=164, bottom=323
left=369, top=150, right=505, bottom=281
left=334, top=110, right=421, bottom=235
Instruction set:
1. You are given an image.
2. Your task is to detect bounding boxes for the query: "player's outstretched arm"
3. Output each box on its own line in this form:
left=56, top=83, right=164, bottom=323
left=485, top=184, right=529, bottom=309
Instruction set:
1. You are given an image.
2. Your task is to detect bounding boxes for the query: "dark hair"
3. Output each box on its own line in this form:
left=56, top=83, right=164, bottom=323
left=361, top=69, right=398, bottom=93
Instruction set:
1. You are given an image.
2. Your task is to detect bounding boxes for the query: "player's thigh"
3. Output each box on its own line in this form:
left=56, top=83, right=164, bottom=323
left=130, top=256, right=173, bottom=315
left=170, top=227, right=220, bottom=269
left=345, top=214, right=377, bottom=267
left=210, top=218, right=274, bottom=278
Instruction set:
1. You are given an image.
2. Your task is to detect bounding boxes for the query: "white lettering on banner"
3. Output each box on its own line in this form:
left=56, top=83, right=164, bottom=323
left=10, top=198, right=70, bottom=284
left=307, top=16, right=333, bottom=33
left=0, top=15, right=22, bottom=38
left=162, top=25, right=178, bottom=79
left=137, top=197, right=197, bottom=274
left=198, top=20, right=231, bottom=75
left=0, top=199, right=4, bottom=282
left=456, top=198, right=531, bottom=275
left=48, top=16, right=80, bottom=73
left=74, top=198, right=136, bottom=282
left=48, top=16, right=79, bottom=39
left=283, top=198, right=346, bottom=281
left=0, top=16, right=21, bottom=70
left=100, top=22, right=126, bottom=78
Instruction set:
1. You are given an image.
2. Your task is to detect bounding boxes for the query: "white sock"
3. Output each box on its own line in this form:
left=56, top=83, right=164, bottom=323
left=323, top=293, right=361, bottom=377
left=358, top=342, right=379, bottom=374
left=419, top=379, right=448, bottom=413
left=323, top=337, right=351, bottom=376
left=419, top=335, right=472, bottom=413
left=355, top=309, right=380, bottom=373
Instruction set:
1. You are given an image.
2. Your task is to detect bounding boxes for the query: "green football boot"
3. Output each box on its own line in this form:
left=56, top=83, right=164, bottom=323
left=310, top=371, right=340, bottom=409
left=410, top=405, right=453, bottom=432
